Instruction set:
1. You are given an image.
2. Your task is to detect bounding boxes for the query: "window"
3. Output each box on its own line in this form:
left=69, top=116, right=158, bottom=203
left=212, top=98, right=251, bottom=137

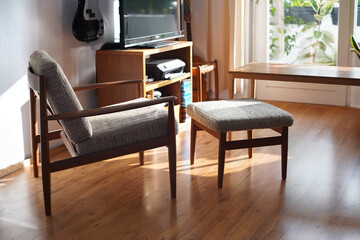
left=269, top=0, right=339, bottom=65
left=356, top=2, right=360, bottom=39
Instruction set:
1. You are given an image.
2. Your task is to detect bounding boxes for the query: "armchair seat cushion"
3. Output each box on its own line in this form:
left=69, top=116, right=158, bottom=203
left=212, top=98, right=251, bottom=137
left=75, top=98, right=173, bottom=155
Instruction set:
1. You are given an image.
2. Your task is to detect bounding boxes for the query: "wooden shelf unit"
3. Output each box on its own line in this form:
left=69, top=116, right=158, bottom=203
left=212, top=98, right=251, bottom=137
left=96, top=41, right=193, bottom=121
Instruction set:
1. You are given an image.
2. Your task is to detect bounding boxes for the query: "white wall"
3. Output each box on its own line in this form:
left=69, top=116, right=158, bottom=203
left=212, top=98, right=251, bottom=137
left=191, top=0, right=230, bottom=99
left=191, top=0, right=208, bottom=60
left=0, top=0, right=114, bottom=172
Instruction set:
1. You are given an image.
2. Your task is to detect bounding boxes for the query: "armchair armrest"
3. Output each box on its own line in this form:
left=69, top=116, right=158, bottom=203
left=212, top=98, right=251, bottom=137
left=73, top=79, right=143, bottom=92
left=46, top=96, right=177, bottom=121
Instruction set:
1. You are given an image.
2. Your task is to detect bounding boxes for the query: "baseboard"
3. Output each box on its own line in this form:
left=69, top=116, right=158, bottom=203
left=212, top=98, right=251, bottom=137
left=0, top=160, right=28, bottom=178
left=0, top=141, right=64, bottom=178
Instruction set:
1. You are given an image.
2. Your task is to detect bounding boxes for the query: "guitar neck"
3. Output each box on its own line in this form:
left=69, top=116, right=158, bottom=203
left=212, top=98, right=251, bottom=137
left=186, top=22, right=192, bottom=42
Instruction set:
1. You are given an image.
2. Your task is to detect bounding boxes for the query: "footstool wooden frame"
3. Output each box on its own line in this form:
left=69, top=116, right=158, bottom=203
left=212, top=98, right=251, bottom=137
left=187, top=99, right=294, bottom=188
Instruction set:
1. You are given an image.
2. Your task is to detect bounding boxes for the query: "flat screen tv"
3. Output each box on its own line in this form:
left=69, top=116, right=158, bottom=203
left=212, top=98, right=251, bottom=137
left=114, top=0, right=184, bottom=49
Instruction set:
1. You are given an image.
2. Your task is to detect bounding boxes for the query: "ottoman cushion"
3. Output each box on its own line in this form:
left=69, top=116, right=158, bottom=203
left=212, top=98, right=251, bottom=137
left=186, top=99, right=294, bottom=132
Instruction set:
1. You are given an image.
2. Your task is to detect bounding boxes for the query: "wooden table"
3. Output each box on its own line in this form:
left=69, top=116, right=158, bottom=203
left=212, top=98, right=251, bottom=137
left=229, top=62, right=360, bottom=99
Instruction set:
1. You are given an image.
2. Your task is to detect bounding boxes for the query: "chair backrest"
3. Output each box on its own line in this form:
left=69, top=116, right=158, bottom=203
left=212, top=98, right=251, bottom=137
left=29, top=50, right=92, bottom=144
left=195, top=60, right=219, bottom=101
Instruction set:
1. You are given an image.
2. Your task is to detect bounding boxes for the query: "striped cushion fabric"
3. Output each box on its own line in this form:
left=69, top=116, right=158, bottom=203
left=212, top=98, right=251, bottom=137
left=29, top=50, right=92, bottom=144
left=186, top=99, right=294, bottom=132
left=75, top=98, right=176, bottom=155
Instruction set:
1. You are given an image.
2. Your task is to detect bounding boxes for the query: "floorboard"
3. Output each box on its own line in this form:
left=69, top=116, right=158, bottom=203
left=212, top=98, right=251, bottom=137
left=1, top=101, right=360, bottom=239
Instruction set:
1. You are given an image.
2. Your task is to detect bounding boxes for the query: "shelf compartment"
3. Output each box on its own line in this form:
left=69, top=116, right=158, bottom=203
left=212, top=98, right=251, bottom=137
left=145, top=73, right=191, bottom=92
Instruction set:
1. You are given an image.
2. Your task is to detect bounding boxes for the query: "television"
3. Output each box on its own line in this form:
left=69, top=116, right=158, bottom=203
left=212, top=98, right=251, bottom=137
left=114, top=0, right=184, bottom=49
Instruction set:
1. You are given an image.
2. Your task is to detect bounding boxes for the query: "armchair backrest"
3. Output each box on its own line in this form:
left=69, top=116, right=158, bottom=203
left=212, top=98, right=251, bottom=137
left=29, top=50, right=92, bottom=144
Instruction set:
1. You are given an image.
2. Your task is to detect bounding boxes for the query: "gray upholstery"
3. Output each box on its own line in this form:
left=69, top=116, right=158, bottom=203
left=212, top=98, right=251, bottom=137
left=29, top=50, right=177, bottom=155
left=187, top=99, right=294, bottom=132
left=29, top=50, right=92, bottom=144
left=75, top=98, right=172, bottom=155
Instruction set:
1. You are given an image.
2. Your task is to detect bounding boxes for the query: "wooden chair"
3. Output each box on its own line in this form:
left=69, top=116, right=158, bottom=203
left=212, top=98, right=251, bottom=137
left=192, top=60, right=219, bottom=102
left=28, top=50, right=177, bottom=215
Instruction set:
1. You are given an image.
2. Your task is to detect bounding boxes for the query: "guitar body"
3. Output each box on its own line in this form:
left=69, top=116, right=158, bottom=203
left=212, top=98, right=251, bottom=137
left=72, top=0, right=104, bottom=42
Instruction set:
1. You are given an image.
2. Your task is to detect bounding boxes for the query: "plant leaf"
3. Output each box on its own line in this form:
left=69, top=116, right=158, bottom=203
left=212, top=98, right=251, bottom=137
left=309, top=0, right=320, bottom=12
left=298, top=52, right=313, bottom=60
left=314, top=31, right=323, bottom=39
left=314, top=14, right=323, bottom=22
left=319, top=41, right=326, bottom=51
left=301, top=21, right=317, bottom=32
left=322, top=31, right=334, bottom=44
left=319, top=2, right=334, bottom=16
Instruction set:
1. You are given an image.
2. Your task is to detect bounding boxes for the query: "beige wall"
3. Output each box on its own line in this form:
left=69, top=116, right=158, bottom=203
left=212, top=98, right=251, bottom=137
left=191, top=0, right=231, bottom=98
left=0, top=0, right=113, bottom=174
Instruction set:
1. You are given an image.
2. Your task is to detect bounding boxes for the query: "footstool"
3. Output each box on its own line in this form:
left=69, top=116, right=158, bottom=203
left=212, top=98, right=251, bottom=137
left=186, top=99, right=294, bottom=188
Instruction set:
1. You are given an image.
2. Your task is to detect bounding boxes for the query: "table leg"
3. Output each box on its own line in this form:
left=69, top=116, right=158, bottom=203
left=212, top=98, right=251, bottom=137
left=228, top=73, right=234, bottom=99
left=251, top=79, right=255, bottom=98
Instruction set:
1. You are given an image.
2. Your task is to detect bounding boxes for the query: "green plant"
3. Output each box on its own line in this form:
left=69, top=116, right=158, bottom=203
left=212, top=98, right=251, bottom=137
left=298, top=0, right=339, bottom=65
left=269, top=0, right=308, bottom=60
left=351, top=35, right=360, bottom=60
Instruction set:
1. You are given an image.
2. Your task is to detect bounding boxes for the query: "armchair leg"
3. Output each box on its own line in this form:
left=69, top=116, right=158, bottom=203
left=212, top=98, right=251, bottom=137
left=42, top=167, right=51, bottom=216
left=281, top=127, right=289, bottom=180
left=190, top=120, right=197, bottom=165
left=40, top=127, right=51, bottom=215
left=139, top=151, right=144, bottom=165
left=247, top=130, right=253, bottom=158
left=168, top=141, right=177, bottom=198
left=30, top=89, right=39, bottom=178
left=218, top=132, right=226, bottom=188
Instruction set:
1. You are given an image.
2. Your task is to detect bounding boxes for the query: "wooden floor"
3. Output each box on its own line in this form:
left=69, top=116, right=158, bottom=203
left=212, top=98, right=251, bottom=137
left=1, top=101, right=360, bottom=239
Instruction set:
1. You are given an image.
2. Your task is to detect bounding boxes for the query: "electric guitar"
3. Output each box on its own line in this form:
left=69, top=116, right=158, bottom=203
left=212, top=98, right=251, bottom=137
left=72, top=0, right=104, bottom=42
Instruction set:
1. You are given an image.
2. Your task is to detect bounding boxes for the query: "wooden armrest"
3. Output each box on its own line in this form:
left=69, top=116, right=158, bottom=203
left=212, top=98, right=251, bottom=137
left=46, top=96, right=177, bottom=121
left=73, top=79, right=143, bottom=92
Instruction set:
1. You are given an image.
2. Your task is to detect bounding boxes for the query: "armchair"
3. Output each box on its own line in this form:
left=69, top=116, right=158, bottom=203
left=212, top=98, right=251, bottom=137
left=28, top=50, right=177, bottom=215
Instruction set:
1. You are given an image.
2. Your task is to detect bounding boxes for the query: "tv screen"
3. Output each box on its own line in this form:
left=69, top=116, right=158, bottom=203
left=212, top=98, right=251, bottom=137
left=114, top=0, right=184, bottom=48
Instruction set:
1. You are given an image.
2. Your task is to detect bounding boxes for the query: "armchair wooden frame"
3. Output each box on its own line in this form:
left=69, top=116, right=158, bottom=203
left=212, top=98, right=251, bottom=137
left=28, top=67, right=177, bottom=216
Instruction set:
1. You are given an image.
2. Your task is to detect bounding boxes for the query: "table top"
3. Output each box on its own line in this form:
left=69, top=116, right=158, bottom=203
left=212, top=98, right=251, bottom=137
left=230, top=62, right=360, bottom=86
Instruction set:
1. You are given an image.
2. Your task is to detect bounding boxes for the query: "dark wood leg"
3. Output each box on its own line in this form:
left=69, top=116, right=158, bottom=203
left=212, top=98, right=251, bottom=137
left=218, top=132, right=227, bottom=188
left=251, top=79, right=255, bottom=98
left=42, top=155, right=51, bottom=216
left=39, top=77, right=51, bottom=215
left=168, top=143, right=176, bottom=198
left=281, top=127, right=289, bottom=180
left=139, top=151, right=144, bottom=165
left=30, top=89, right=39, bottom=178
left=190, top=120, right=197, bottom=165
left=247, top=130, right=253, bottom=158
left=168, top=100, right=177, bottom=198
left=214, top=61, right=219, bottom=100
left=228, top=73, right=234, bottom=99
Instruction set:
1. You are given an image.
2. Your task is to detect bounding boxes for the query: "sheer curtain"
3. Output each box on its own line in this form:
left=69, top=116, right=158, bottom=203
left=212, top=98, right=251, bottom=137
left=192, top=0, right=252, bottom=99
left=228, top=0, right=252, bottom=98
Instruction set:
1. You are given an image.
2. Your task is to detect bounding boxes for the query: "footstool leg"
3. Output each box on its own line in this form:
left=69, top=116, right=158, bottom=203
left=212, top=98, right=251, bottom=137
left=281, top=127, right=289, bottom=180
left=218, top=132, right=227, bottom=188
left=190, top=120, right=197, bottom=165
left=139, top=151, right=144, bottom=165
left=247, top=130, right=253, bottom=158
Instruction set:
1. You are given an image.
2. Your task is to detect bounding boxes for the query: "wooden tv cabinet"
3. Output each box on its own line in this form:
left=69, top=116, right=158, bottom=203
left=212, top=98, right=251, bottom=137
left=96, top=41, right=193, bottom=122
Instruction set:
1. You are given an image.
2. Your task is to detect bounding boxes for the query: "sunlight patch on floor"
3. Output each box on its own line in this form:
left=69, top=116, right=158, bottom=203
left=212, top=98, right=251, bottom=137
left=0, top=217, right=39, bottom=230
